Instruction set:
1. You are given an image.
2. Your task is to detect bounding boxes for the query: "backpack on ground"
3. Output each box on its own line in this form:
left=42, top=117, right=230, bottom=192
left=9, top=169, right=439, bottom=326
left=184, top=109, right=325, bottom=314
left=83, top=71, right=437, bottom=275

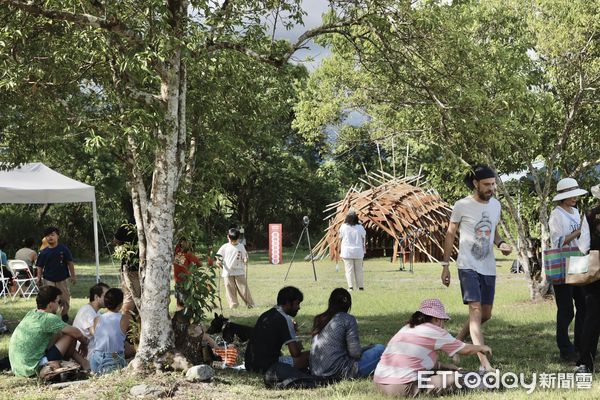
left=264, top=362, right=333, bottom=390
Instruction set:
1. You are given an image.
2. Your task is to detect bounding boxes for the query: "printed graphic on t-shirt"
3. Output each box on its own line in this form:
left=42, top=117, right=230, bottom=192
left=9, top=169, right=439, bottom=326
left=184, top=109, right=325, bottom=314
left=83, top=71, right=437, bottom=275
left=471, top=212, right=492, bottom=260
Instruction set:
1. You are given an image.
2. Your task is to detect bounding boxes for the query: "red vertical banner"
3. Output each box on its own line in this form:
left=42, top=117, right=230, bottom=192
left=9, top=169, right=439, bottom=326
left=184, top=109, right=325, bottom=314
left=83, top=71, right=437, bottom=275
left=269, top=224, right=283, bottom=265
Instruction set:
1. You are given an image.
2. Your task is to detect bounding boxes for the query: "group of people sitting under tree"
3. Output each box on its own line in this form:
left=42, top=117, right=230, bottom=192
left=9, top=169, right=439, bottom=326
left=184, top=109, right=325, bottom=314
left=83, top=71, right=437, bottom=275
left=8, top=283, right=135, bottom=378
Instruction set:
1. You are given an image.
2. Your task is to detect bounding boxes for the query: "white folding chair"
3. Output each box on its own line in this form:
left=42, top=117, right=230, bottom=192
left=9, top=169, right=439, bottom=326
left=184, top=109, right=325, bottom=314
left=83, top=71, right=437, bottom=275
left=0, top=264, right=11, bottom=301
left=8, top=260, right=38, bottom=300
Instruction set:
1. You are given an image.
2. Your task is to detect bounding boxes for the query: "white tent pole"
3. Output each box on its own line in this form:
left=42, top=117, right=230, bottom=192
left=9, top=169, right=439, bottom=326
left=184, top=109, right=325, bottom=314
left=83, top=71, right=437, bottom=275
left=92, top=197, right=100, bottom=283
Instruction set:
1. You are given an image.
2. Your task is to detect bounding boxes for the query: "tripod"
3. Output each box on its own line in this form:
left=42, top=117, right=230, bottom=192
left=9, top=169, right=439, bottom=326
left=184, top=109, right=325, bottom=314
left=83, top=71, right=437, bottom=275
left=284, top=216, right=318, bottom=282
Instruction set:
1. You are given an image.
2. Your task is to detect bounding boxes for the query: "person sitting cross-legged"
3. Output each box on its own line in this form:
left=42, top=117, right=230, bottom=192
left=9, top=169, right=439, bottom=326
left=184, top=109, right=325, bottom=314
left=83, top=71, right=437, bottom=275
left=88, top=288, right=131, bottom=375
left=245, top=286, right=309, bottom=373
left=8, top=286, right=90, bottom=377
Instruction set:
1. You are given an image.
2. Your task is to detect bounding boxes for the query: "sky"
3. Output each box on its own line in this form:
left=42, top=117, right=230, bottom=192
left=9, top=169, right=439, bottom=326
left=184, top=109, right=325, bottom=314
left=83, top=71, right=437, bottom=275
left=271, top=1, right=332, bottom=71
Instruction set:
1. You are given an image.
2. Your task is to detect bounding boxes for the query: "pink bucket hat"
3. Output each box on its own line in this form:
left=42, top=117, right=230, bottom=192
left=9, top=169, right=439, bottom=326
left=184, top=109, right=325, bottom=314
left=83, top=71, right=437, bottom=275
left=419, top=299, right=451, bottom=320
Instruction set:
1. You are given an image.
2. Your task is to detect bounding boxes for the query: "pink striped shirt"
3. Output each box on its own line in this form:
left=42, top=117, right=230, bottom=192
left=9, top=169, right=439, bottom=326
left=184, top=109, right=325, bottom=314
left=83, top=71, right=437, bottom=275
left=373, top=323, right=465, bottom=385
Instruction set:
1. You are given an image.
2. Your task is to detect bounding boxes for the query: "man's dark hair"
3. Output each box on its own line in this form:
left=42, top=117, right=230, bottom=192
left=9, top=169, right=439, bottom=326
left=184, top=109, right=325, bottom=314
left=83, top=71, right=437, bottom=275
left=277, top=286, right=303, bottom=306
left=37, top=286, right=62, bottom=309
left=464, top=164, right=496, bottom=190
left=89, top=282, right=110, bottom=302
left=24, top=237, right=35, bottom=248
left=0, top=239, right=6, bottom=248
left=227, top=228, right=240, bottom=241
left=104, top=288, right=124, bottom=310
left=43, top=226, right=60, bottom=236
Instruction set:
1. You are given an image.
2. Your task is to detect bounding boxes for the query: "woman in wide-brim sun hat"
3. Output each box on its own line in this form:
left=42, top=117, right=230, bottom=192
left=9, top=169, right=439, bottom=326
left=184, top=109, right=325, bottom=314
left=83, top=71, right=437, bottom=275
left=548, top=177, right=589, bottom=363
left=373, top=299, right=492, bottom=397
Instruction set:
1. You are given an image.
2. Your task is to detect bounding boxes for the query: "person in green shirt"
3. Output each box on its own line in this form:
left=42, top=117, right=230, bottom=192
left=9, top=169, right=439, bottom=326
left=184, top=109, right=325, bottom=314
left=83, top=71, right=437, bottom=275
left=8, top=286, right=89, bottom=377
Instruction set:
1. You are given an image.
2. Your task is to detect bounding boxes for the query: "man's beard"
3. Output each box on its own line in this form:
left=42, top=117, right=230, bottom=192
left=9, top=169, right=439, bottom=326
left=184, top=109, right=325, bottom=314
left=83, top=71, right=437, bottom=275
left=477, top=188, right=493, bottom=201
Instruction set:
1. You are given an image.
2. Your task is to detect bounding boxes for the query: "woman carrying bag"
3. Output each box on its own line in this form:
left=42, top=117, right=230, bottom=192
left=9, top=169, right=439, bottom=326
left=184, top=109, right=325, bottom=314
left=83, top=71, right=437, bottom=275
left=548, top=178, right=589, bottom=363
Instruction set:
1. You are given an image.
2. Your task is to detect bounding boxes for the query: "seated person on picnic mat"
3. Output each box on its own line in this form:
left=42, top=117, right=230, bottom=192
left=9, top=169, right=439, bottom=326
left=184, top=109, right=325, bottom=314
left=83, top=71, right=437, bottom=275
left=310, top=288, right=384, bottom=380
left=245, top=286, right=309, bottom=373
left=8, top=286, right=90, bottom=377
left=72, top=282, right=110, bottom=357
left=88, top=288, right=131, bottom=375
left=374, top=299, right=492, bottom=397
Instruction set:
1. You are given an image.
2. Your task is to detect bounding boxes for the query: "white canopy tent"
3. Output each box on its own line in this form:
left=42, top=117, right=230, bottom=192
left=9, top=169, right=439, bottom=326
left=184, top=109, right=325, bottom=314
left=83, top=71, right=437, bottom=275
left=0, top=163, right=100, bottom=281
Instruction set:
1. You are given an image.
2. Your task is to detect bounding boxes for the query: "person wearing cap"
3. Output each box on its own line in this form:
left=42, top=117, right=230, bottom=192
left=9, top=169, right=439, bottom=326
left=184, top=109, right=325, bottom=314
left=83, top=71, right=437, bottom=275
left=374, top=299, right=492, bottom=397
left=339, top=210, right=367, bottom=291
left=35, top=227, right=76, bottom=323
left=548, top=177, right=589, bottom=363
left=574, top=184, right=600, bottom=373
left=440, top=165, right=511, bottom=372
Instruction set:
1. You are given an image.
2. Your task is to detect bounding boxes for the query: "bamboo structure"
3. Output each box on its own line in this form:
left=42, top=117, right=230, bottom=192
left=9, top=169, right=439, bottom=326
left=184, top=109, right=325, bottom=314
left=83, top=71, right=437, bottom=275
left=313, top=171, right=453, bottom=263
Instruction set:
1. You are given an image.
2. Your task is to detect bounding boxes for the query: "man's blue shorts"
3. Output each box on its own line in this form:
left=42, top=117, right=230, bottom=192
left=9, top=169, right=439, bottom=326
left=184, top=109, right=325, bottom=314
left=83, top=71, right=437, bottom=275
left=458, top=269, right=496, bottom=305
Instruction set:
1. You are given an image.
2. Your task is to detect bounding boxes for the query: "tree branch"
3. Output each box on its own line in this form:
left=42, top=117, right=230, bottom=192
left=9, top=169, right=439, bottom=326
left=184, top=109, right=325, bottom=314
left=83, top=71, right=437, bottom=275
left=204, top=19, right=364, bottom=66
left=0, top=0, right=141, bottom=43
left=125, top=86, right=165, bottom=106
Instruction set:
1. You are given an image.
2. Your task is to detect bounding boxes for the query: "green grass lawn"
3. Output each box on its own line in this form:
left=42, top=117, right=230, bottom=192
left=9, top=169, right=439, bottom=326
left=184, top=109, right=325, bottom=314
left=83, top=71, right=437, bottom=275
left=0, top=249, right=598, bottom=399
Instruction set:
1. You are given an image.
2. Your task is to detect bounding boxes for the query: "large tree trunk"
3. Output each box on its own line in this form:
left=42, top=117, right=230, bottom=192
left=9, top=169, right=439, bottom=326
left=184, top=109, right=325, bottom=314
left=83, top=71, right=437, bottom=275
left=131, top=0, right=188, bottom=369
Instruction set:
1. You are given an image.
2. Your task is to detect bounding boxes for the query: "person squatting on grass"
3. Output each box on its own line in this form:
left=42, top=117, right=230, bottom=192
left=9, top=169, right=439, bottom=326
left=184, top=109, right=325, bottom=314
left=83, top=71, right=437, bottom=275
left=245, top=286, right=309, bottom=373
left=575, top=184, right=600, bottom=373
left=216, top=228, right=255, bottom=309
left=310, top=288, right=384, bottom=380
left=88, top=288, right=130, bottom=375
left=440, top=165, right=511, bottom=372
left=36, top=227, right=77, bottom=323
left=8, top=286, right=90, bottom=377
left=548, top=178, right=589, bottom=364
left=374, top=299, right=492, bottom=397
left=339, top=210, right=367, bottom=291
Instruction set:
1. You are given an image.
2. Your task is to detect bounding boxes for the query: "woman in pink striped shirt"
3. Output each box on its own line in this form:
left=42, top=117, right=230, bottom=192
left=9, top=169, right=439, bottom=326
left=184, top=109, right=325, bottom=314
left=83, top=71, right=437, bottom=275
left=374, top=299, right=492, bottom=397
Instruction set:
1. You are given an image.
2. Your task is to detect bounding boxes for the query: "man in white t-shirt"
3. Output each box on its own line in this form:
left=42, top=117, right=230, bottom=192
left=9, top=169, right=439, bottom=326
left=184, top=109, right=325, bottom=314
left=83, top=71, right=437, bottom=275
left=216, top=228, right=255, bottom=309
left=72, top=282, right=109, bottom=356
left=440, top=165, right=512, bottom=372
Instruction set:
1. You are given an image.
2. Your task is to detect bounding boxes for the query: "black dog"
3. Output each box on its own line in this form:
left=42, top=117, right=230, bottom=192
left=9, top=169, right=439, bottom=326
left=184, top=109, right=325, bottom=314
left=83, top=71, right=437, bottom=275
left=207, top=313, right=254, bottom=343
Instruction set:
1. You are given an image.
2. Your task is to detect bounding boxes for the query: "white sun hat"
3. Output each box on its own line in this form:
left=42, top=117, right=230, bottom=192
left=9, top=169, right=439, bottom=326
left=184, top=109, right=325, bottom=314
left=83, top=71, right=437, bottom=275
left=552, top=178, right=588, bottom=202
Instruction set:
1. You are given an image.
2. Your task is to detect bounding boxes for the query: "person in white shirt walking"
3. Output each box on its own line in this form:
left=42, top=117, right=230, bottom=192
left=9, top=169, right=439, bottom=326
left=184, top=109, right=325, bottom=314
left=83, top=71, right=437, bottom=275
left=440, top=165, right=512, bottom=372
left=217, top=228, right=255, bottom=309
left=339, top=210, right=367, bottom=291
